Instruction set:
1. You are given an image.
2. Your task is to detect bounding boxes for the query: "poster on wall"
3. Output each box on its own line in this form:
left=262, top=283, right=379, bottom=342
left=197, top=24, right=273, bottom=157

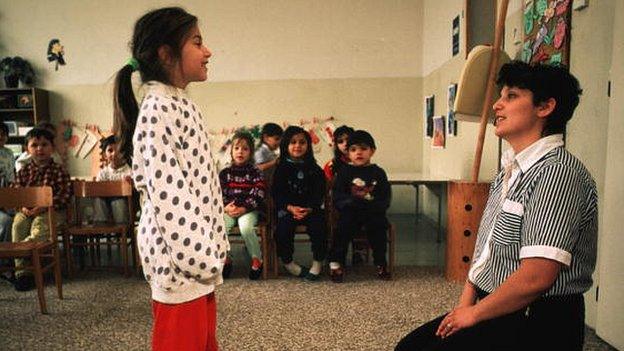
left=424, top=95, right=435, bottom=138
left=452, top=15, right=460, bottom=57
left=432, top=116, right=446, bottom=148
left=522, top=0, right=572, bottom=66
left=447, top=83, right=458, bottom=137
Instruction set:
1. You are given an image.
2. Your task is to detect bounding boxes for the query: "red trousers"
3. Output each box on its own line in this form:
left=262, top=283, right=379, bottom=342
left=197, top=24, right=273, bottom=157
left=152, top=293, right=218, bottom=351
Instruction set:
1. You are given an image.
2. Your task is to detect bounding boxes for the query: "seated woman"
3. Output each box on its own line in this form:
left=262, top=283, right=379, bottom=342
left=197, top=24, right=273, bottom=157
left=396, top=61, right=597, bottom=351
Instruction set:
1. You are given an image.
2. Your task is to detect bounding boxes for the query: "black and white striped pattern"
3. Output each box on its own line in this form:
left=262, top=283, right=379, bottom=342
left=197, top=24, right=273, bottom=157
left=470, top=146, right=598, bottom=297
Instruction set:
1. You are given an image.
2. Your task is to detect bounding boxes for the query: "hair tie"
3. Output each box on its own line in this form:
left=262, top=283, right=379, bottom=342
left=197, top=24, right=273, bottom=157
left=126, top=57, right=140, bottom=72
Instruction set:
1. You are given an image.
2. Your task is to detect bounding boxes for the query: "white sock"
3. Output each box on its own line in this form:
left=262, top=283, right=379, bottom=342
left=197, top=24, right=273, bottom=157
left=329, top=261, right=341, bottom=270
left=284, top=262, right=302, bottom=276
left=309, top=260, right=322, bottom=275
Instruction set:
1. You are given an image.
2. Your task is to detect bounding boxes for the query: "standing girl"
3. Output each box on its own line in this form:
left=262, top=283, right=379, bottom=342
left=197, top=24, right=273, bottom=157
left=322, top=125, right=354, bottom=181
left=113, top=7, right=228, bottom=351
left=272, top=126, right=326, bottom=281
left=219, top=132, right=265, bottom=280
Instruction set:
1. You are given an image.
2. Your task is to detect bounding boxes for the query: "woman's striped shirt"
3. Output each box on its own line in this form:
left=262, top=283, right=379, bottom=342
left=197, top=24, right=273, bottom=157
left=468, top=134, right=598, bottom=297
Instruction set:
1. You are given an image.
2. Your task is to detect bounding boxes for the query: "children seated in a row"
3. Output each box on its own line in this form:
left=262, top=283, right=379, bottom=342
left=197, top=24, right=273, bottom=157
left=219, top=132, right=266, bottom=280
left=9, top=128, right=72, bottom=291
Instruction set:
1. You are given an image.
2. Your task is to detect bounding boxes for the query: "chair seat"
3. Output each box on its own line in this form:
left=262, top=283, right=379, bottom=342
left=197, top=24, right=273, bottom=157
left=66, top=223, right=128, bottom=235
left=0, top=241, right=54, bottom=258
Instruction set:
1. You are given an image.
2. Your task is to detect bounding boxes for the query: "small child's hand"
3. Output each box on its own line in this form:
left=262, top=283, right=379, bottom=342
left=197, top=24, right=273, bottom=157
left=21, top=207, right=32, bottom=217
left=230, top=206, right=247, bottom=217
left=30, top=206, right=46, bottom=216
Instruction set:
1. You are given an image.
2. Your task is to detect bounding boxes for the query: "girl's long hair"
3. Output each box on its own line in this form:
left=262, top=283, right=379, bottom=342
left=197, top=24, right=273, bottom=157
left=279, top=126, right=316, bottom=164
left=332, top=125, right=354, bottom=161
left=112, top=7, right=198, bottom=163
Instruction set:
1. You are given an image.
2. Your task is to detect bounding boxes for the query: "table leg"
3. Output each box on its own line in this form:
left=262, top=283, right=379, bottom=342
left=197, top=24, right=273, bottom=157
left=437, top=185, right=442, bottom=243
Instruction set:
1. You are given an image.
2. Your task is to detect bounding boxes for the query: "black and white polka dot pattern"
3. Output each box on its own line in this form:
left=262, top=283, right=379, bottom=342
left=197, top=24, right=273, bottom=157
left=132, top=81, right=229, bottom=295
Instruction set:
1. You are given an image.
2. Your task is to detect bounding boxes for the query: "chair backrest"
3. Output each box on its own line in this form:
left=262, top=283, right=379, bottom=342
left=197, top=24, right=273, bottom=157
left=0, top=186, right=56, bottom=242
left=72, top=180, right=133, bottom=198
left=71, top=179, right=135, bottom=226
left=0, top=186, right=53, bottom=208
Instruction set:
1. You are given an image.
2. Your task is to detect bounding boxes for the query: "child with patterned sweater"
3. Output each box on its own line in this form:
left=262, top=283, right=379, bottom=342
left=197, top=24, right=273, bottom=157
left=329, top=130, right=391, bottom=282
left=219, top=132, right=266, bottom=280
left=11, top=128, right=71, bottom=291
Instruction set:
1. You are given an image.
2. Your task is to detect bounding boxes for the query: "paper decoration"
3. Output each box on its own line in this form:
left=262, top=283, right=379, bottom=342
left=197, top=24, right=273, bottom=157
left=47, top=39, right=66, bottom=71
left=75, top=130, right=99, bottom=159
left=523, top=0, right=572, bottom=66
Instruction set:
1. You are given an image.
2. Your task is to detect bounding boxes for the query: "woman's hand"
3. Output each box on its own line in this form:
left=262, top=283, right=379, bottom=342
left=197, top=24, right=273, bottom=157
left=435, top=306, right=479, bottom=339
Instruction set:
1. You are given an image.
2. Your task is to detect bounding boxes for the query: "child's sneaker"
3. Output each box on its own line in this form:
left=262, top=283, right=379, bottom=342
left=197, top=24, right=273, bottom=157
left=330, top=267, right=344, bottom=283
left=222, top=257, right=233, bottom=279
left=376, top=265, right=391, bottom=280
left=248, top=258, right=263, bottom=280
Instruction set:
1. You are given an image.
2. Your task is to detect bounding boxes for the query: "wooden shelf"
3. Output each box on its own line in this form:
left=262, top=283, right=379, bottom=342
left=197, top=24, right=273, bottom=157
left=0, top=108, right=34, bottom=112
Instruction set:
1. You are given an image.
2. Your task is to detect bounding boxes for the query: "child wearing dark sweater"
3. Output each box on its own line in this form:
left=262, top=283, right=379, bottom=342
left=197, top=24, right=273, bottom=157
left=219, top=132, right=266, bottom=280
left=329, top=130, right=391, bottom=282
left=272, top=126, right=326, bottom=281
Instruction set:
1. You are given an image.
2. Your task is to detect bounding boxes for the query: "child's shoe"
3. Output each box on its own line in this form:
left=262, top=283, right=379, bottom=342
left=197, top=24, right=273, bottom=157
left=376, top=265, right=391, bottom=280
left=14, top=275, right=34, bottom=291
left=248, top=258, right=263, bottom=280
left=330, top=267, right=344, bottom=283
left=222, top=257, right=233, bottom=279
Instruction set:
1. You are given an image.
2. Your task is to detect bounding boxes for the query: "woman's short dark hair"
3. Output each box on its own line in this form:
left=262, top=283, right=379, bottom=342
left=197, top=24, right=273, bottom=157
left=496, top=60, right=582, bottom=136
left=279, top=126, right=315, bottom=164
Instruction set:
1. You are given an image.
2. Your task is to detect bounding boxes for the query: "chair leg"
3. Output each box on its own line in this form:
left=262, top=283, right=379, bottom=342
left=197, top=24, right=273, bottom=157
left=63, top=233, right=73, bottom=278
left=53, top=246, right=63, bottom=299
left=272, top=235, right=279, bottom=278
left=89, top=237, right=97, bottom=267
left=260, top=228, right=268, bottom=280
left=121, top=233, right=129, bottom=277
left=388, top=224, right=395, bottom=277
left=31, top=249, right=48, bottom=314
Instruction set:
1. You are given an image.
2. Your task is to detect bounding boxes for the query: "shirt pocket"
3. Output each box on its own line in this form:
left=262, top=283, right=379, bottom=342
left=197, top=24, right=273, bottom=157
left=491, top=199, right=524, bottom=246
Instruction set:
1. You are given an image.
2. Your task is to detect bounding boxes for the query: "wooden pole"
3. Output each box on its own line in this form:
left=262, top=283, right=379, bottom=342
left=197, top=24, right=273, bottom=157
left=471, top=0, right=509, bottom=183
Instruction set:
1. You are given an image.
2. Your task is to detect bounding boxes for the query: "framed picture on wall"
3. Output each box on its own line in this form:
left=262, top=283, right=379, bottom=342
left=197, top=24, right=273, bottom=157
left=424, top=95, right=435, bottom=138
left=3, top=121, right=18, bottom=136
left=432, top=115, right=446, bottom=149
left=447, top=83, right=458, bottom=137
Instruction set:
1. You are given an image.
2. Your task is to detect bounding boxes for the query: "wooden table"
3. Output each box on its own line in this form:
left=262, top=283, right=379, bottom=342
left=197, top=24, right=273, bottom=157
left=388, top=173, right=449, bottom=242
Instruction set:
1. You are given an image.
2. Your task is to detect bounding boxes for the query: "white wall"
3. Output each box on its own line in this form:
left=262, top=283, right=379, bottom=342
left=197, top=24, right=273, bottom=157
left=0, top=0, right=425, bottom=214
left=0, top=0, right=422, bottom=84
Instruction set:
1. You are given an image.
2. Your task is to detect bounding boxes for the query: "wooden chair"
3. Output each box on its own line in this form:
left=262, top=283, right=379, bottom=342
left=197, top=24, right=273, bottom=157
left=63, top=180, right=135, bottom=277
left=227, top=219, right=271, bottom=280
left=326, top=187, right=396, bottom=278
left=0, top=186, right=63, bottom=314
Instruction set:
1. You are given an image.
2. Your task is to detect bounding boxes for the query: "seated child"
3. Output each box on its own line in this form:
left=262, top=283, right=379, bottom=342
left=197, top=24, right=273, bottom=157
left=254, top=123, right=283, bottom=175
left=219, top=132, right=266, bottom=280
left=323, top=125, right=354, bottom=181
left=11, top=128, right=71, bottom=291
left=328, top=130, right=391, bottom=282
left=272, top=126, right=326, bottom=281
left=92, top=135, right=131, bottom=224
left=14, top=121, right=63, bottom=173
left=0, top=123, right=15, bottom=264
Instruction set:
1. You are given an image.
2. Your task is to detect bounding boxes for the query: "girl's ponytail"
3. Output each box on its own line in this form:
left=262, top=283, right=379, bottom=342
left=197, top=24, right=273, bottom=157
left=112, top=64, right=139, bottom=164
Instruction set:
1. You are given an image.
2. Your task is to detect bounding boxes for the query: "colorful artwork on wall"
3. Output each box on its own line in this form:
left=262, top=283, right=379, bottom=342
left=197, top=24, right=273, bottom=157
left=522, top=0, right=572, bottom=66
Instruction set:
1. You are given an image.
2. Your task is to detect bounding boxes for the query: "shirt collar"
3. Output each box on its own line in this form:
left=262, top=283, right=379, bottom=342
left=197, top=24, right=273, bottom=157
left=144, top=81, right=188, bottom=100
left=501, top=134, right=564, bottom=173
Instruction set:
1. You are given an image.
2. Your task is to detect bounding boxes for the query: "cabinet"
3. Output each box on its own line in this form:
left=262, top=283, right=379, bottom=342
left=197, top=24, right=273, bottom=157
left=0, top=87, right=49, bottom=152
